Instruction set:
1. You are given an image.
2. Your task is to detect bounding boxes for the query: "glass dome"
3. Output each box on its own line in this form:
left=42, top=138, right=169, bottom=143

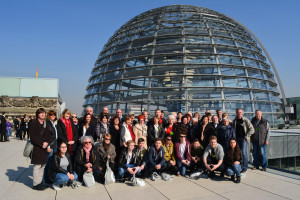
left=84, top=5, right=284, bottom=124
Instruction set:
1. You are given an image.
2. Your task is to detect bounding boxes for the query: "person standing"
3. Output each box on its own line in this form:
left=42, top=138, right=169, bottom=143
left=217, top=118, right=236, bottom=154
left=147, top=116, right=165, bottom=147
left=251, top=110, right=270, bottom=171
left=57, top=109, right=78, bottom=165
left=21, top=114, right=30, bottom=140
left=120, top=116, right=135, bottom=148
left=6, top=119, right=12, bottom=141
left=0, top=112, right=8, bottom=142
left=133, top=115, right=148, bottom=148
left=29, top=108, right=51, bottom=190
left=13, top=117, right=21, bottom=139
left=232, top=108, right=254, bottom=173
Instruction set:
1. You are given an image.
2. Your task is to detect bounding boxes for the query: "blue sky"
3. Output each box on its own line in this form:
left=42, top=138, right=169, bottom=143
left=0, top=0, right=299, bottom=115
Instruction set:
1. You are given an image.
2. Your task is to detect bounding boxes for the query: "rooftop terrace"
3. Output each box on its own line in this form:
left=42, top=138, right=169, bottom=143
left=1, top=138, right=299, bottom=200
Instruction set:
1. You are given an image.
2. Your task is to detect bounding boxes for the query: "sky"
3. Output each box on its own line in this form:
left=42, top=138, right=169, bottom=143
left=0, top=0, right=299, bottom=115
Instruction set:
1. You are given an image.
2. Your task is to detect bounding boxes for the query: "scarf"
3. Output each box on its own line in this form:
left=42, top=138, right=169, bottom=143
left=127, top=124, right=135, bottom=142
left=60, top=118, right=73, bottom=154
left=83, top=144, right=92, bottom=162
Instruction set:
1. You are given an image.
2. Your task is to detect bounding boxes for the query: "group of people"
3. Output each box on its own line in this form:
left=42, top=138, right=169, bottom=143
left=2, top=106, right=270, bottom=191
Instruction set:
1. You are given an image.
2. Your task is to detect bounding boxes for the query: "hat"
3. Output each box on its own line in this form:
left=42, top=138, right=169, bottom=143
left=137, top=115, right=144, bottom=121
left=129, top=112, right=135, bottom=116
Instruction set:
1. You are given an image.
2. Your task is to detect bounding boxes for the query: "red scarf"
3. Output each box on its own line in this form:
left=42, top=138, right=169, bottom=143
left=166, top=125, right=173, bottom=134
left=160, top=117, right=163, bottom=124
left=127, top=124, right=135, bottom=142
left=61, top=118, right=73, bottom=154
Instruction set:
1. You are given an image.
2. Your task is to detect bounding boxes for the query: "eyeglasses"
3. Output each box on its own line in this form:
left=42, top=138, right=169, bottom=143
left=60, top=146, right=67, bottom=149
left=166, top=139, right=172, bottom=141
left=84, top=142, right=91, bottom=144
left=72, top=116, right=77, bottom=118
left=104, top=138, right=111, bottom=141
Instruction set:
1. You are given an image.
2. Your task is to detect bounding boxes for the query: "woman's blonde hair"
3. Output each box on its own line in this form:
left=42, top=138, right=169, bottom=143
left=62, top=109, right=72, bottom=117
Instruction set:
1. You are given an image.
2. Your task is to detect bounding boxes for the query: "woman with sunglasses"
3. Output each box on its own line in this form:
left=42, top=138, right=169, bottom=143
left=97, top=133, right=116, bottom=183
left=174, top=127, right=191, bottom=176
left=48, top=141, right=78, bottom=190
left=43, top=110, right=58, bottom=184
left=74, top=136, right=101, bottom=183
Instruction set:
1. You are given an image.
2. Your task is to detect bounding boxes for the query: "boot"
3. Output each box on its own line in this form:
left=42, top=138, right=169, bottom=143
left=231, top=175, right=235, bottom=182
left=236, top=175, right=241, bottom=183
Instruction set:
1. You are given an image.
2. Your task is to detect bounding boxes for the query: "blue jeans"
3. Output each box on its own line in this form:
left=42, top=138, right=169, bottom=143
left=6, top=129, right=12, bottom=137
left=252, top=141, right=267, bottom=169
left=118, top=164, right=141, bottom=178
left=53, top=172, right=78, bottom=186
left=226, top=164, right=242, bottom=176
left=237, top=137, right=248, bottom=171
left=176, top=159, right=190, bottom=176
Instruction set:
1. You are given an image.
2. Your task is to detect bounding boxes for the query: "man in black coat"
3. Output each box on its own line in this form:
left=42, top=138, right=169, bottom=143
left=0, top=112, right=8, bottom=142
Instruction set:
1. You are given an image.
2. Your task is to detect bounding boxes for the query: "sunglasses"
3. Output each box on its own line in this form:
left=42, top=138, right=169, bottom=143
left=72, top=116, right=77, bottom=118
left=49, top=114, right=55, bottom=116
left=166, top=139, right=172, bottom=141
left=104, top=138, right=111, bottom=141
left=179, top=136, right=186, bottom=138
left=84, top=142, right=91, bottom=144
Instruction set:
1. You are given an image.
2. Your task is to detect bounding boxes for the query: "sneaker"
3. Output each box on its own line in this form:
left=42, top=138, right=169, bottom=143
left=71, top=181, right=79, bottom=189
left=52, top=184, right=61, bottom=191
left=261, top=168, right=266, bottom=172
left=150, top=172, right=161, bottom=181
left=33, top=184, right=46, bottom=191
left=241, top=169, right=247, bottom=173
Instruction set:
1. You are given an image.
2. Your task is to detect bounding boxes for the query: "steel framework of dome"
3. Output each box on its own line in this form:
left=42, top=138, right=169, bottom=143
left=84, top=5, right=285, bottom=124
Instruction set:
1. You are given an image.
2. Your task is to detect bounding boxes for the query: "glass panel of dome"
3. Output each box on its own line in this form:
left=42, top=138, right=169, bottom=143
left=122, top=78, right=149, bottom=89
left=222, top=77, right=248, bottom=88
left=247, top=69, right=264, bottom=79
left=234, top=68, right=246, bottom=76
left=184, top=28, right=208, bottom=35
left=189, top=101, right=223, bottom=112
left=183, top=21, right=206, bottom=28
left=152, top=65, right=184, bottom=76
left=255, top=102, right=272, bottom=112
left=186, top=76, right=220, bottom=87
left=157, top=28, right=182, bottom=36
left=154, top=56, right=183, bottom=64
left=185, top=36, right=211, bottom=44
left=111, top=51, right=127, bottom=62
left=160, top=22, right=182, bottom=28
left=186, top=55, right=216, bottom=64
left=103, top=71, right=120, bottom=81
left=185, top=45, right=214, bottom=53
left=213, top=37, right=235, bottom=46
left=151, top=76, right=183, bottom=87
left=107, top=61, right=124, bottom=71
left=129, top=46, right=152, bottom=57
left=217, top=47, right=239, bottom=55
left=188, top=90, right=222, bottom=99
left=221, top=67, right=234, bottom=75
left=244, top=58, right=261, bottom=69
left=134, top=30, right=155, bottom=38
left=212, top=30, right=231, bottom=37
left=126, top=58, right=150, bottom=67
left=123, top=67, right=149, bottom=78
left=218, top=56, right=242, bottom=65
left=236, top=41, right=255, bottom=51
left=156, top=37, right=183, bottom=44
left=132, top=38, right=154, bottom=47
left=155, top=44, right=183, bottom=54
left=240, top=50, right=258, bottom=59
left=101, top=92, right=117, bottom=101
left=224, top=91, right=251, bottom=100
left=225, top=101, right=253, bottom=112
left=250, top=79, right=267, bottom=90
left=252, top=92, right=270, bottom=101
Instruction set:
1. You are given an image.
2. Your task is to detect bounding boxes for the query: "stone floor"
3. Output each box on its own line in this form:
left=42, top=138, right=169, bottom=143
left=1, top=137, right=300, bottom=200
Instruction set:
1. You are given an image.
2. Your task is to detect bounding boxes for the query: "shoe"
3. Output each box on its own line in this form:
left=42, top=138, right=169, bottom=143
left=150, top=172, right=161, bottom=181
left=71, top=181, right=79, bottom=189
left=176, top=172, right=181, bottom=177
left=241, top=169, right=247, bottom=173
left=220, top=172, right=225, bottom=178
left=252, top=166, right=257, bottom=170
left=119, top=178, right=125, bottom=183
left=231, top=175, right=235, bottom=182
left=52, top=184, right=61, bottom=191
left=208, top=172, right=215, bottom=178
left=236, top=175, right=241, bottom=183
left=261, top=168, right=266, bottom=172
left=33, top=184, right=46, bottom=191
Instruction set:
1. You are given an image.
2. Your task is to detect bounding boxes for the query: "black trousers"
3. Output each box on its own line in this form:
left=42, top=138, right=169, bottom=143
left=75, top=165, right=102, bottom=182
left=206, top=156, right=225, bottom=173
left=164, top=161, right=178, bottom=175
left=0, top=130, right=7, bottom=142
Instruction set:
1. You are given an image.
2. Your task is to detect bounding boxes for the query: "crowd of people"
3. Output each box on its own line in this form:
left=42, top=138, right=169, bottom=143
left=0, top=106, right=270, bottom=191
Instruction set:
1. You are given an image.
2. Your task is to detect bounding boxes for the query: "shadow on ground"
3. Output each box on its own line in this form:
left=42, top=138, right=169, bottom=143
left=5, top=166, right=33, bottom=188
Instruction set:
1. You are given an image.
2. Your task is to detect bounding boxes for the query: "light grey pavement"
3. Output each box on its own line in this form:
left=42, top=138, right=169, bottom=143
left=1, top=138, right=300, bottom=200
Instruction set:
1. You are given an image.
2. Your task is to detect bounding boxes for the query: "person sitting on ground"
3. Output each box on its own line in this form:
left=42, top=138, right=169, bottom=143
left=190, top=138, right=204, bottom=173
left=49, top=141, right=78, bottom=191
left=97, top=133, right=116, bottom=183
left=203, top=136, right=225, bottom=178
left=175, top=128, right=191, bottom=176
left=136, top=138, right=148, bottom=178
left=162, top=134, right=177, bottom=175
left=147, top=138, right=167, bottom=180
left=225, top=138, right=242, bottom=183
left=74, top=136, right=101, bottom=183
left=118, top=140, right=140, bottom=183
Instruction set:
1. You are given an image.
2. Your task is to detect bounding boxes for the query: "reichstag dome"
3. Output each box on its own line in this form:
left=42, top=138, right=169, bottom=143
left=84, top=5, right=285, bottom=124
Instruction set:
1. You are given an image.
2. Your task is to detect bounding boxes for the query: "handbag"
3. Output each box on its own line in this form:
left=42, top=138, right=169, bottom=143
left=104, top=160, right=115, bottom=185
left=23, top=121, right=46, bottom=158
left=131, top=174, right=145, bottom=187
left=83, top=172, right=95, bottom=188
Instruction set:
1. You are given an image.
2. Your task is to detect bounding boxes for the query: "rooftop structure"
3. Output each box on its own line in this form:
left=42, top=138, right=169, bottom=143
left=84, top=5, right=285, bottom=125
